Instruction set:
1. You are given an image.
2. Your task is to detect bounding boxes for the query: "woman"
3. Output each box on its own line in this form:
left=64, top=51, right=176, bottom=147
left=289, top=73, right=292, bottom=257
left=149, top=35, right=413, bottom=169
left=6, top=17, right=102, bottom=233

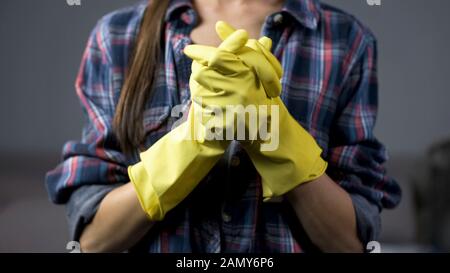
left=46, top=0, right=401, bottom=253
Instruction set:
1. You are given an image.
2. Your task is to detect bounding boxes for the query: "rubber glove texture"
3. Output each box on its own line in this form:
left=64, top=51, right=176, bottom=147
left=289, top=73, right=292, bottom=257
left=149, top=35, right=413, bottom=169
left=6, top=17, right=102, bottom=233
left=127, top=30, right=254, bottom=221
left=184, top=21, right=328, bottom=200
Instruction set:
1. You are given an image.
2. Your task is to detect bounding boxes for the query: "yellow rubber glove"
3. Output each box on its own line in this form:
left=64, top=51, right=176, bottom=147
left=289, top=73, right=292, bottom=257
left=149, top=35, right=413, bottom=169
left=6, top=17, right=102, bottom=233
left=128, top=30, right=251, bottom=221
left=184, top=30, right=281, bottom=143
left=184, top=21, right=328, bottom=200
left=128, top=117, right=226, bottom=221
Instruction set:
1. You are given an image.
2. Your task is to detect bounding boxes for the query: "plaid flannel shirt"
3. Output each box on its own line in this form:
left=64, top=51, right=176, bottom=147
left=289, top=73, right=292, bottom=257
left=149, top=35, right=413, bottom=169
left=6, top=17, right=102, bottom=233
left=46, top=0, right=401, bottom=253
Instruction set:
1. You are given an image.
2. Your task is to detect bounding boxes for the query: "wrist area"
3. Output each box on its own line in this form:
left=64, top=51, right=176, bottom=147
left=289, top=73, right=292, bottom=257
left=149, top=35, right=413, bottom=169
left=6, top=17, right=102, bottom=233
left=279, top=100, right=328, bottom=183
left=128, top=162, right=163, bottom=221
left=261, top=154, right=328, bottom=200
left=245, top=98, right=328, bottom=199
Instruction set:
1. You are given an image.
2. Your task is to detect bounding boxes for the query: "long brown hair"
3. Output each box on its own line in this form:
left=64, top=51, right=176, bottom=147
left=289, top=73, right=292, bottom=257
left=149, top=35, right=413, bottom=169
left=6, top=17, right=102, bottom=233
left=113, top=0, right=170, bottom=154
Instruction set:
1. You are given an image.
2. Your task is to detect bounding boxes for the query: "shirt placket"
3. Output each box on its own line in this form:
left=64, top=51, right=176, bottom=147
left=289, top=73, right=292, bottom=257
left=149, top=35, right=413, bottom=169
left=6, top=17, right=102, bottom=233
left=217, top=12, right=291, bottom=253
left=168, top=7, right=228, bottom=253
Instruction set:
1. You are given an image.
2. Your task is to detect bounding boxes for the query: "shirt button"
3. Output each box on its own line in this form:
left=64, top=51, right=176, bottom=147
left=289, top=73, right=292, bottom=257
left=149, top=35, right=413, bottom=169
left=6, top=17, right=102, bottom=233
left=222, top=212, right=232, bottom=223
left=273, top=14, right=284, bottom=25
left=230, top=156, right=241, bottom=167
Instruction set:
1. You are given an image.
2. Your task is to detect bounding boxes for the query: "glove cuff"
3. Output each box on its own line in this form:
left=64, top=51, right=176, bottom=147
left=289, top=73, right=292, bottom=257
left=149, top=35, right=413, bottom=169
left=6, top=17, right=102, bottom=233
left=128, top=162, right=163, bottom=221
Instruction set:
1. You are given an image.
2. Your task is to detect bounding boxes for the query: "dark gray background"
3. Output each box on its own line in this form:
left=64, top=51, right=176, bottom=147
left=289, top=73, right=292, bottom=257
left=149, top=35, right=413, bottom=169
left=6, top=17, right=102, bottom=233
left=0, top=0, right=449, bottom=252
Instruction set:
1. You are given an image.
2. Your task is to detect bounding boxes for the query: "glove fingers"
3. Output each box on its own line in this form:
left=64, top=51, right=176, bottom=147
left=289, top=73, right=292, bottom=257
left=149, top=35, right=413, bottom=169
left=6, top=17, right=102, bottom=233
left=191, top=65, right=232, bottom=93
left=216, top=21, right=273, bottom=53
left=184, top=45, right=218, bottom=66
left=218, top=28, right=249, bottom=53
left=215, top=21, right=236, bottom=41
left=216, top=21, right=283, bottom=80
left=248, top=41, right=283, bottom=79
left=243, top=39, right=283, bottom=80
left=186, top=40, right=280, bottom=98
left=256, top=64, right=282, bottom=98
left=258, top=37, right=272, bottom=51
left=239, top=47, right=282, bottom=98
left=209, top=50, right=248, bottom=75
left=255, top=42, right=283, bottom=79
left=186, top=45, right=246, bottom=75
left=216, top=21, right=274, bottom=55
left=192, top=21, right=283, bottom=98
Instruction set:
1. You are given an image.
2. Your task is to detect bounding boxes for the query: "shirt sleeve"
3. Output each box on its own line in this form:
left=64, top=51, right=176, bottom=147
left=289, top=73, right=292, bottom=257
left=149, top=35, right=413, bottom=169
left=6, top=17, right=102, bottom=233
left=66, top=184, right=122, bottom=241
left=350, top=193, right=381, bottom=245
left=45, top=19, right=131, bottom=205
left=326, top=34, right=402, bottom=238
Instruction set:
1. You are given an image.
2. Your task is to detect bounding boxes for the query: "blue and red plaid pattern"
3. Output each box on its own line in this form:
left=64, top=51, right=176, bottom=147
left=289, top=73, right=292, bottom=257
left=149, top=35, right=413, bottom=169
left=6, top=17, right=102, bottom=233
left=46, top=0, right=401, bottom=252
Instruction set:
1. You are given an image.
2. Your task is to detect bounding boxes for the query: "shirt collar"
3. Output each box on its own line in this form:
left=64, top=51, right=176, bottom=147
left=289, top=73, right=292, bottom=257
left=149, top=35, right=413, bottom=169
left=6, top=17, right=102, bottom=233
left=164, top=0, right=321, bottom=29
left=165, top=0, right=194, bottom=22
left=282, top=0, right=321, bottom=29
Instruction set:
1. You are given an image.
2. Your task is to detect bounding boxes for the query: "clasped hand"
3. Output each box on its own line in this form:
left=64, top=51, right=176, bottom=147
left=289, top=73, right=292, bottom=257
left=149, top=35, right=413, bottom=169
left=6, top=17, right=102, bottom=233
left=184, top=21, right=328, bottom=199
left=184, top=21, right=282, bottom=147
